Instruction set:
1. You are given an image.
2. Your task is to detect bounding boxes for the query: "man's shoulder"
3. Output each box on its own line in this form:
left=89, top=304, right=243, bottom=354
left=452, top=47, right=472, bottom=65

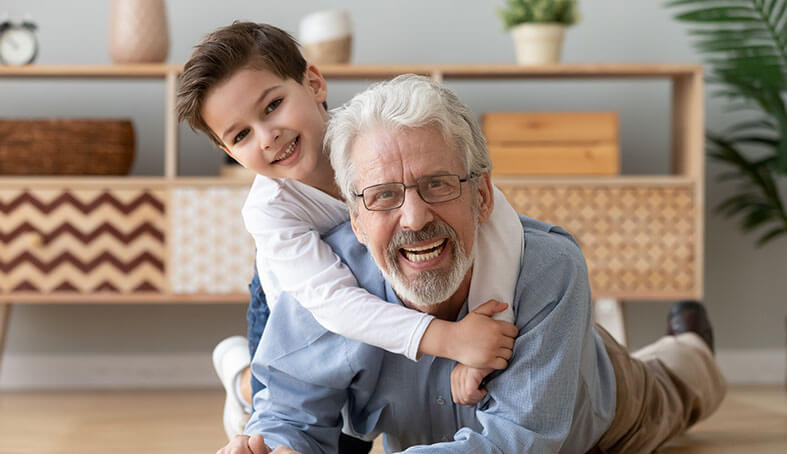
left=519, top=214, right=585, bottom=268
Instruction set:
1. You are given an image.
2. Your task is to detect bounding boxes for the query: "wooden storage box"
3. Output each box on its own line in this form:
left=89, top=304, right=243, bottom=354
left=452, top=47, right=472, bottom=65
left=0, top=119, right=135, bottom=175
left=483, top=112, right=620, bottom=176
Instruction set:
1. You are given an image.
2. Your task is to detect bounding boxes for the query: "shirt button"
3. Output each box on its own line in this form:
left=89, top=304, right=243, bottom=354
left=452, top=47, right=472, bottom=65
left=436, top=396, right=446, bottom=406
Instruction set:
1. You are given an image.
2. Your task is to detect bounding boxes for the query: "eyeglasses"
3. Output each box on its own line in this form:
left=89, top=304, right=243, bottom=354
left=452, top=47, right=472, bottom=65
left=353, top=173, right=478, bottom=211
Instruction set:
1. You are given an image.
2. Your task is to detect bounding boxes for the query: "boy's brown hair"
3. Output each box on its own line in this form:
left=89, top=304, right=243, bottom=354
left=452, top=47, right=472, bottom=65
left=177, top=21, right=311, bottom=148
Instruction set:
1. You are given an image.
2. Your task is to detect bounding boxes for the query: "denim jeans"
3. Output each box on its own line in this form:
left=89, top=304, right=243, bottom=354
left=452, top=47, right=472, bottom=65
left=246, top=266, right=269, bottom=403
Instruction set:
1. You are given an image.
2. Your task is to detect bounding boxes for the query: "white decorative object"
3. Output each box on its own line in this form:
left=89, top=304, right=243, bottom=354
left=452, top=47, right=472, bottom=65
left=299, top=9, right=352, bottom=65
left=510, top=23, right=565, bottom=65
left=0, top=17, right=38, bottom=66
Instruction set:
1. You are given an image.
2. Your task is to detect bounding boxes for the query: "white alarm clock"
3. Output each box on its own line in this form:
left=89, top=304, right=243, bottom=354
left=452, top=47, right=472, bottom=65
left=0, top=19, right=38, bottom=66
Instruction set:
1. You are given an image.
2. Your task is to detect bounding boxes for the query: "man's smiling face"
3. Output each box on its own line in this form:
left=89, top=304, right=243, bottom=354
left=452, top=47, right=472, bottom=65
left=349, top=125, right=493, bottom=309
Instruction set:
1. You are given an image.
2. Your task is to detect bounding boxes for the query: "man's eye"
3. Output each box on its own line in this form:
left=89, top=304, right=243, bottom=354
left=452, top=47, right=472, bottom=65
left=378, top=190, right=395, bottom=200
left=233, top=129, right=249, bottom=144
left=265, top=98, right=282, bottom=115
left=428, top=180, right=445, bottom=189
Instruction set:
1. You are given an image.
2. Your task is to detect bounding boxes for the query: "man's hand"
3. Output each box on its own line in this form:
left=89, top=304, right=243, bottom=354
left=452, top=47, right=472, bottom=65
left=446, top=300, right=517, bottom=369
left=217, top=434, right=274, bottom=454
left=451, top=363, right=494, bottom=407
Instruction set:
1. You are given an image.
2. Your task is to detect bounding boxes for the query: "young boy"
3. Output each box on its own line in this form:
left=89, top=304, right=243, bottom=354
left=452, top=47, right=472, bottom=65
left=177, top=22, right=523, bottom=451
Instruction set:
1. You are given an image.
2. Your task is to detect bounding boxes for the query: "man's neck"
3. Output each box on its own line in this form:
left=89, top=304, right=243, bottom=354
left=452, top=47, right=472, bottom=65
left=402, top=268, right=473, bottom=322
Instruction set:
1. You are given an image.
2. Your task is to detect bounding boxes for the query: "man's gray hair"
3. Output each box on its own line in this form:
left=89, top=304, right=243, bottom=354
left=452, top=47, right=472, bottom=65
left=326, top=74, right=492, bottom=207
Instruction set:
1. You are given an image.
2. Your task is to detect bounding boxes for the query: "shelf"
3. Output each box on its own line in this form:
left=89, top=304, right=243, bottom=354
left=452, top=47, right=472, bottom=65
left=0, top=64, right=181, bottom=78
left=0, top=174, right=695, bottom=187
left=0, top=293, right=249, bottom=304
left=0, top=63, right=702, bottom=79
left=0, top=63, right=705, bottom=304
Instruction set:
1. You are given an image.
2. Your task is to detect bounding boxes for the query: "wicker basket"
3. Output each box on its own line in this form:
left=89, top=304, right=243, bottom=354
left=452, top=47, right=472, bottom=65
left=0, top=119, right=135, bottom=175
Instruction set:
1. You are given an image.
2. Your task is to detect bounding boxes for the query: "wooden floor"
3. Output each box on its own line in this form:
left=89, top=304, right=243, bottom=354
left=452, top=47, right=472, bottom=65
left=0, top=386, right=783, bottom=453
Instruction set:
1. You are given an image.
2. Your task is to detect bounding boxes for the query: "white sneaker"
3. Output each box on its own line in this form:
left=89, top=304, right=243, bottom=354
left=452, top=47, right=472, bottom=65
left=212, top=335, right=252, bottom=440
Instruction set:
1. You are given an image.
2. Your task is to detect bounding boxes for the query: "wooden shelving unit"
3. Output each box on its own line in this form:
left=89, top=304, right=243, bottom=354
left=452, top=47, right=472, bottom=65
left=0, top=64, right=704, bottom=349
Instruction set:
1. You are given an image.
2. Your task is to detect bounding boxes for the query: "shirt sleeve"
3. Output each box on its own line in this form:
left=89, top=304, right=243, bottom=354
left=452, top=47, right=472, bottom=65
left=403, top=229, right=598, bottom=453
left=243, top=179, right=434, bottom=361
left=466, top=186, right=523, bottom=323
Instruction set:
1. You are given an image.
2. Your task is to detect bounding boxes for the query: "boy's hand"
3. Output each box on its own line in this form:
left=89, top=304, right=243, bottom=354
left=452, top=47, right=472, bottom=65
left=217, top=434, right=272, bottom=454
left=451, top=363, right=494, bottom=407
left=448, top=300, right=517, bottom=369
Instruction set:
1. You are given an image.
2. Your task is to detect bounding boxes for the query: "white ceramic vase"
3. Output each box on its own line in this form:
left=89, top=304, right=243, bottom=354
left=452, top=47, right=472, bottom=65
left=108, top=0, right=169, bottom=64
left=510, top=23, right=565, bottom=65
left=299, top=9, right=352, bottom=65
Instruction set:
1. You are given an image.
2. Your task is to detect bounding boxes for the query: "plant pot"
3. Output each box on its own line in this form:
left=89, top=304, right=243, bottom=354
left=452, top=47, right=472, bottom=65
left=510, top=23, right=565, bottom=65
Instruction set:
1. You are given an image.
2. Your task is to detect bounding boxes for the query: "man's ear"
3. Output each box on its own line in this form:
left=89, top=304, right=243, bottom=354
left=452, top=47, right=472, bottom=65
left=476, top=172, right=494, bottom=224
left=350, top=210, right=367, bottom=245
left=304, top=65, right=328, bottom=104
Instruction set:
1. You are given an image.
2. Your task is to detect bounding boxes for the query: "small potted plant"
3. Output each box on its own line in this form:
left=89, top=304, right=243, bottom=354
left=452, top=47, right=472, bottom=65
left=499, top=0, right=580, bottom=65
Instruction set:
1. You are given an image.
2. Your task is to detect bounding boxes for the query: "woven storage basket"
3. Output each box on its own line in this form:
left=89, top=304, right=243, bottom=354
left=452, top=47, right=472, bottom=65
left=0, top=119, right=135, bottom=175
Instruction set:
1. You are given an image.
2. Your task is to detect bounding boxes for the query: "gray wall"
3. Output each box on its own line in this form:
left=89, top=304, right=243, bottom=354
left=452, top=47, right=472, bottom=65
left=1, top=0, right=784, bottom=385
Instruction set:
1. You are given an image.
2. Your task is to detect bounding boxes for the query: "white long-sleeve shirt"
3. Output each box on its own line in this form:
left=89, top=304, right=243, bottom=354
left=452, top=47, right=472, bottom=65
left=241, top=175, right=523, bottom=361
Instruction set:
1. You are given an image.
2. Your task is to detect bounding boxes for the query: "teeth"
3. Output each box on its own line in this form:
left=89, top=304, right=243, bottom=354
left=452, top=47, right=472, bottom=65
left=403, top=240, right=443, bottom=252
left=402, top=239, right=446, bottom=262
left=275, top=138, right=297, bottom=162
left=404, top=248, right=441, bottom=262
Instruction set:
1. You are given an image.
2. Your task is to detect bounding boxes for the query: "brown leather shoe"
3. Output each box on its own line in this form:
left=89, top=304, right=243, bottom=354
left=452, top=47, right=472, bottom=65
left=667, top=300, right=715, bottom=353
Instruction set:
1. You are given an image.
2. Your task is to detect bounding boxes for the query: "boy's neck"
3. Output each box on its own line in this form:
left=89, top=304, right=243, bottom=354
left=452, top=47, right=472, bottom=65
left=308, top=169, right=343, bottom=201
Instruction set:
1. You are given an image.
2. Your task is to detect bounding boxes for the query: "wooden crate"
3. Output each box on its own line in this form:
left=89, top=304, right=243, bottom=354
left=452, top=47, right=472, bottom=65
left=483, top=112, right=620, bottom=176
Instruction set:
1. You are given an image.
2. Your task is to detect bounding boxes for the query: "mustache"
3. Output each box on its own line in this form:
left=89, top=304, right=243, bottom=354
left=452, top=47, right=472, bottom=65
left=387, top=221, right=458, bottom=260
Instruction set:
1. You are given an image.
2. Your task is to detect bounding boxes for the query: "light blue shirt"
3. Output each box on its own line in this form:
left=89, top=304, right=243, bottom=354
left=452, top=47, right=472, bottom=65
left=246, top=215, right=617, bottom=453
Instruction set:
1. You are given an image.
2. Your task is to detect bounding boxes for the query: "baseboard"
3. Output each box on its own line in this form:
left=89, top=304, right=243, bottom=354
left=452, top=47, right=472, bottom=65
left=0, top=349, right=784, bottom=389
left=0, top=352, right=218, bottom=389
left=716, top=349, right=786, bottom=385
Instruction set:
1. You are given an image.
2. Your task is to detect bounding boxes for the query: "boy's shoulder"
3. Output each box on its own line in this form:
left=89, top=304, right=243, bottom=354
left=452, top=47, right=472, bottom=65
left=241, top=175, right=346, bottom=226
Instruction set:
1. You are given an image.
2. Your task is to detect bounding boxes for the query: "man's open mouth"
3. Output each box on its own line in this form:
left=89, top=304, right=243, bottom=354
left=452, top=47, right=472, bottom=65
left=400, top=239, right=447, bottom=263
left=272, top=136, right=299, bottom=164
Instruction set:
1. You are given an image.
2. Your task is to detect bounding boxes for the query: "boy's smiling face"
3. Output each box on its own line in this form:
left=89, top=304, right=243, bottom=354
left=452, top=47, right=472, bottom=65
left=203, top=65, right=333, bottom=191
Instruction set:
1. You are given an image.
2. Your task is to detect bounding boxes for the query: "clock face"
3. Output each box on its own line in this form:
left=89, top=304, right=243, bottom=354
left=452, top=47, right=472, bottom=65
left=0, top=26, right=37, bottom=65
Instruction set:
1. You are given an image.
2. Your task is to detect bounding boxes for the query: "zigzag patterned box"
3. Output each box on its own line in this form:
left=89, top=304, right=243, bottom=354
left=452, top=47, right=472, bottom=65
left=0, top=183, right=167, bottom=295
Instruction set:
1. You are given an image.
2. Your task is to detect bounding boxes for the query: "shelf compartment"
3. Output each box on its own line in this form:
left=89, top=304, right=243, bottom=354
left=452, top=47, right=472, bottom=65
left=495, top=176, right=699, bottom=300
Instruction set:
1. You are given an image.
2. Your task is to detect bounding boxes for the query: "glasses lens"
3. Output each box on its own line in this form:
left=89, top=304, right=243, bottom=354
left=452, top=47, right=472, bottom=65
left=364, top=183, right=404, bottom=210
left=419, top=175, right=461, bottom=203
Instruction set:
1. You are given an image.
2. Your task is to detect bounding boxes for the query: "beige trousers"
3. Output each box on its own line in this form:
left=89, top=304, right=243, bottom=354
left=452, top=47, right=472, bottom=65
left=592, top=325, right=727, bottom=453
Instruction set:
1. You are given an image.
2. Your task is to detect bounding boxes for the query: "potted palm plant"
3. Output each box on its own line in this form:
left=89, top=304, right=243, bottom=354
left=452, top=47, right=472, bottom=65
left=666, top=0, right=787, bottom=246
left=499, top=0, right=580, bottom=65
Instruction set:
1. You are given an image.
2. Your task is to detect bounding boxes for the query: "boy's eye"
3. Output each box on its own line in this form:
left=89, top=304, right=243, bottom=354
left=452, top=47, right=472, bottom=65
left=265, top=98, right=282, bottom=115
left=233, top=128, right=249, bottom=144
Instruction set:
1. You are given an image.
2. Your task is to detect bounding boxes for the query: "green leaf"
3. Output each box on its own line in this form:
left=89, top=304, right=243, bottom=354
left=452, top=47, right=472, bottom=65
left=676, top=7, right=761, bottom=23
left=756, top=226, right=787, bottom=246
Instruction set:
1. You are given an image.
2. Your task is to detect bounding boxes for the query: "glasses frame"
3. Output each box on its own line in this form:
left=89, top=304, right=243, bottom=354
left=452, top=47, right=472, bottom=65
left=353, top=172, right=479, bottom=212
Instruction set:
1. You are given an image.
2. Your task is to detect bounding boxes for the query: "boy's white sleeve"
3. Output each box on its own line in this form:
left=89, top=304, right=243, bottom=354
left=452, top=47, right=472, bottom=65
left=243, top=180, right=433, bottom=361
left=467, top=186, right=523, bottom=323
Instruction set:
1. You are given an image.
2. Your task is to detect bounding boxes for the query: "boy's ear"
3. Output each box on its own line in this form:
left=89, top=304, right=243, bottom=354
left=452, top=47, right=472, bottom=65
left=304, top=65, right=328, bottom=104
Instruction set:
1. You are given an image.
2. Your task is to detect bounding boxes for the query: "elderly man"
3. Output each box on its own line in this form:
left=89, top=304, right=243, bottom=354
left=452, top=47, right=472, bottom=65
left=221, top=75, right=725, bottom=454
